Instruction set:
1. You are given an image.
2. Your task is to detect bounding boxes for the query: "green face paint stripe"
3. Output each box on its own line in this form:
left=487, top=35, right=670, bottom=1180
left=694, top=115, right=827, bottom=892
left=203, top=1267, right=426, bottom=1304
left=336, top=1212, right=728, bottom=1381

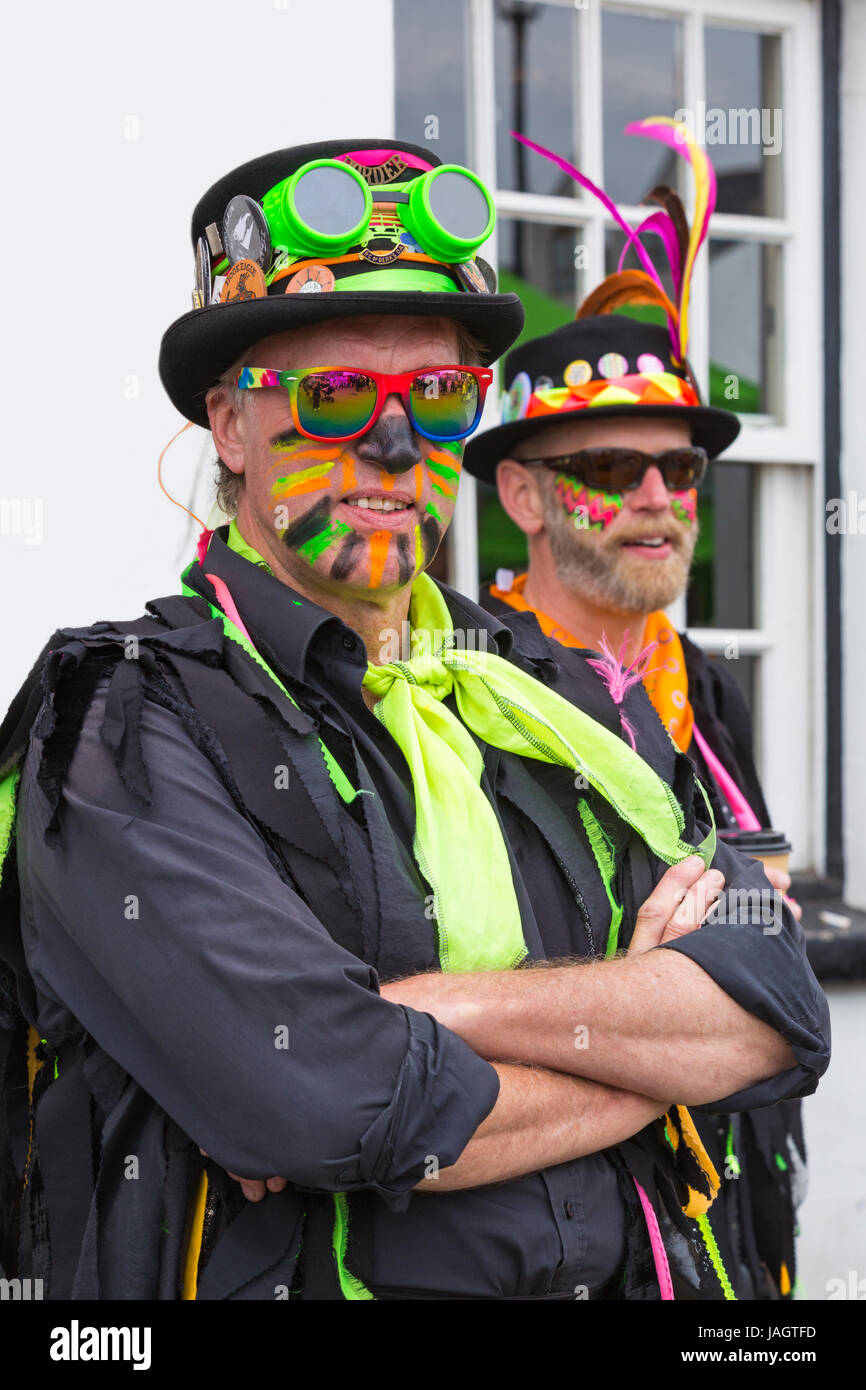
left=297, top=519, right=352, bottom=565
left=427, top=459, right=461, bottom=483
left=332, top=1194, right=375, bottom=1299
left=0, top=765, right=21, bottom=890
left=272, top=462, right=335, bottom=489
left=180, top=577, right=359, bottom=805
left=425, top=502, right=443, bottom=522
left=435, top=439, right=465, bottom=459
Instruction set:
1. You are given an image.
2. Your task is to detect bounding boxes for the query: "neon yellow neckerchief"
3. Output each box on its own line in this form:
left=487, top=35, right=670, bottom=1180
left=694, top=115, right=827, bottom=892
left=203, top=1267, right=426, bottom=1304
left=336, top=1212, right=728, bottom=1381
left=218, top=520, right=714, bottom=972
left=362, top=572, right=714, bottom=973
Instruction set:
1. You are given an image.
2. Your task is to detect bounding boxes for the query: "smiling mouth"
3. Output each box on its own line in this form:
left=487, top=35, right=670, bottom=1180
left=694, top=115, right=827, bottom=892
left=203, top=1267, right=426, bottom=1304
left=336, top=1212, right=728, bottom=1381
left=618, top=535, right=677, bottom=555
left=338, top=494, right=416, bottom=528
left=344, top=497, right=412, bottom=513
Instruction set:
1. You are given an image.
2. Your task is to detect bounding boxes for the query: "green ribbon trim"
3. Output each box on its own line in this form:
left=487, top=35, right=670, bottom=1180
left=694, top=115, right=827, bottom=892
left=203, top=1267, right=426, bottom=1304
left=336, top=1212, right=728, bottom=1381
left=0, top=765, right=20, bottom=890
left=181, top=545, right=361, bottom=806
left=332, top=1194, right=375, bottom=1300
left=577, top=801, right=623, bottom=959
left=695, top=1212, right=738, bottom=1301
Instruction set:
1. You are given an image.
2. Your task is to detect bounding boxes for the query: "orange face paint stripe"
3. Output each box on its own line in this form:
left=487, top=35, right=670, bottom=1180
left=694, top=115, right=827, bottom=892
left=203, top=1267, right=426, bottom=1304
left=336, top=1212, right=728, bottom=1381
left=270, top=462, right=336, bottom=501
left=277, top=477, right=332, bottom=498
left=342, top=456, right=356, bottom=493
left=413, top=464, right=423, bottom=501
left=368, top=531, right=391, bottom=589
left=378, top=473, right=395, bottom=491
left=269, top=443, right=343, bottom=462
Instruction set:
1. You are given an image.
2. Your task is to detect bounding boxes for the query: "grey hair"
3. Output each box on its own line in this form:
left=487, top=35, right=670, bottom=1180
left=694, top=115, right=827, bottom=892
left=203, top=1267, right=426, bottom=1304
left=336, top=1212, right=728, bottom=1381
left=209, top=321, right=487, bottom=519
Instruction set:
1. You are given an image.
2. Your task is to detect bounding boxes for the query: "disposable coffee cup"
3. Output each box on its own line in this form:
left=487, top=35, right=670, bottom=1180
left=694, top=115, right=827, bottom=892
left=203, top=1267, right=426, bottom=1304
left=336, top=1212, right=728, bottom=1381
left=718, top=828, right=791, bottom=875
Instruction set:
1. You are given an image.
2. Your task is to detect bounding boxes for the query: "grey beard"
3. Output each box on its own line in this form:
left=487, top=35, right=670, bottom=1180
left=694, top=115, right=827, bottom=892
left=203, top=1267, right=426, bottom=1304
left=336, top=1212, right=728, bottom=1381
left=542, top=491, right=697, bottom=615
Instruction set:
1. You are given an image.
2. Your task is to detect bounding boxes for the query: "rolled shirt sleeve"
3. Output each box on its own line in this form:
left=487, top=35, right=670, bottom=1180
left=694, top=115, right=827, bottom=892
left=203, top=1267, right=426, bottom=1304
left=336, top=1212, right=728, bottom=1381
left=16, top=677, right=500, bottom=1208
left=658, top=836, right=831, bottom=1111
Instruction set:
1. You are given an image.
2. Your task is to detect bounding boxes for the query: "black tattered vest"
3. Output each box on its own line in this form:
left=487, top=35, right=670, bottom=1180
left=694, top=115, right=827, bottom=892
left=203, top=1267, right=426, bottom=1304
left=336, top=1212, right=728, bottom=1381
left=0, top=551, right=735, bottom=1300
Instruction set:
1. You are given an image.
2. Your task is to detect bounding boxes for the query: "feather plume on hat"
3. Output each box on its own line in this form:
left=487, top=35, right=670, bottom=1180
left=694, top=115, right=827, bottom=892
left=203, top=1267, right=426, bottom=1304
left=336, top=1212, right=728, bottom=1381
left=510, top=117, right=717, bottom=371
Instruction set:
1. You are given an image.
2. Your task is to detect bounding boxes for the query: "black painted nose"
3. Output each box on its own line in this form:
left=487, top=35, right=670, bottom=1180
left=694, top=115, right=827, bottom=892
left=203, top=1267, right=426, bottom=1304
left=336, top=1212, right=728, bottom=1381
left=354, top=412, right=422, bottom=474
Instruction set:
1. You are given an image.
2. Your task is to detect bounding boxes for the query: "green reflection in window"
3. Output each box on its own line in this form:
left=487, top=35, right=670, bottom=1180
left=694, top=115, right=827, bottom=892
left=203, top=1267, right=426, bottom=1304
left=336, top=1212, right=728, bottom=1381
left=709, top=241, right=780, bottom=415
left=687, top=461, right=754, bottom=630
left=477, top=481, right=528, bottom=590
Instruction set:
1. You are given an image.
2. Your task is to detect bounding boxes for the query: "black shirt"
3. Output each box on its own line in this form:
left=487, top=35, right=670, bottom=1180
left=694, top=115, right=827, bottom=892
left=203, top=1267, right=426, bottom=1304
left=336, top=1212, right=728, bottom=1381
left=15, top=527, right=830, bottom=1298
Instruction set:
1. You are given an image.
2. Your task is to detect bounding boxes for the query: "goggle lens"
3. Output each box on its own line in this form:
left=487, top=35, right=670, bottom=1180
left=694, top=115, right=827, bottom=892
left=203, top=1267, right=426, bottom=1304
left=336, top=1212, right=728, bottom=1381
left=291, top=164, right=369, bottom=239
left=426, top=171, right=492, bottom=241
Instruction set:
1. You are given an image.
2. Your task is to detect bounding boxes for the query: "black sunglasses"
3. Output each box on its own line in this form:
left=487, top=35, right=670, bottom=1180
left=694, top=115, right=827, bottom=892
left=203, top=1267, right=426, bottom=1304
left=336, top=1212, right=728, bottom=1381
left=524, top=446, right=708, bottom=492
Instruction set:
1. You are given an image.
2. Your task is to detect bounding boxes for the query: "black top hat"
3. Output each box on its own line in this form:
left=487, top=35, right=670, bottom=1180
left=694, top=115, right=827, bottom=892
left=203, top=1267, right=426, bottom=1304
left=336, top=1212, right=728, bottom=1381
left=462, top=315, right=741, bottom=486
left=158, top=138, right=523, bottom=429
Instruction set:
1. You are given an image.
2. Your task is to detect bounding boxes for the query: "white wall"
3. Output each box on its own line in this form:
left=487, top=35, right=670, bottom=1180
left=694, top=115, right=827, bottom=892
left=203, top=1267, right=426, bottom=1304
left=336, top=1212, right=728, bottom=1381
left=841, top=0, right=866, bottom=908
left=0, top=0, right=394, bottom=710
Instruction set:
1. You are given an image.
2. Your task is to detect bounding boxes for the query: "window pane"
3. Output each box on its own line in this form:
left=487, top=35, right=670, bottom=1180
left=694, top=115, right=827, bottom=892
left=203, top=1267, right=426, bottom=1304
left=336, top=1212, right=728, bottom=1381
left=602, top=11, right=682, bottom=205
left=687, top=460, right=755, bottom=630
left=498, top=217, right=586, bottom=345
left=709, top=240, right=782, bottom=417
left=605, top=227, right=678, bottom=313
left=394, top=0, right=468, bottom=163
left=705, top=28, right=783, bottom=217
left=495, top=1, right=580, bottom=196
left=706, top=652, right=756, bottom=719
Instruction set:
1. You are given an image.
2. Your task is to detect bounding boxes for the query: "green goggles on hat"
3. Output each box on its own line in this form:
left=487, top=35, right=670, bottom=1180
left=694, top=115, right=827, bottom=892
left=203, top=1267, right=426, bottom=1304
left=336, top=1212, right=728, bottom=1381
left=261, top=158, right=496, bottom=264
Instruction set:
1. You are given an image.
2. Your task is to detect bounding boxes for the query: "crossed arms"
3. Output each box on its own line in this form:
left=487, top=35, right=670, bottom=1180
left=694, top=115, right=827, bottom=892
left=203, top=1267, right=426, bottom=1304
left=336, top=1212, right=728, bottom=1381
left=233, top=856, right=801, bottom=1201
left=383, top=856, right=796, bottom=1192
left=20, top=682, right=829, bottom=1206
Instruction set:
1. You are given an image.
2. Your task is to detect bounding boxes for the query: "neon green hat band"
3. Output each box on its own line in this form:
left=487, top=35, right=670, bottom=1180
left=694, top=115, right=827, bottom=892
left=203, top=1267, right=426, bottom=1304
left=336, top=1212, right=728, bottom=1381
left=334, top=268, right=460, bottom=293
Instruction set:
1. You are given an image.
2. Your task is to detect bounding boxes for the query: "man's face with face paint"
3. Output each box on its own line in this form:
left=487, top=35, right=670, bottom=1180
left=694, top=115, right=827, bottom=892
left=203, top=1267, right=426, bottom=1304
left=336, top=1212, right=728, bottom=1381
left=209, top=315, right=465, bottom=605
left=511, top=413, right=700, bottom=614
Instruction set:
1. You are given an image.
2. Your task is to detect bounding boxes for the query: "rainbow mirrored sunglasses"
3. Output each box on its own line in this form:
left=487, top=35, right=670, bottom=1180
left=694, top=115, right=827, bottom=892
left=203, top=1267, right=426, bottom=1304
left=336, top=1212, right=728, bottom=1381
left=195, top=154, right=497, bottom=306
left=236, top=365, right=494, bottom=443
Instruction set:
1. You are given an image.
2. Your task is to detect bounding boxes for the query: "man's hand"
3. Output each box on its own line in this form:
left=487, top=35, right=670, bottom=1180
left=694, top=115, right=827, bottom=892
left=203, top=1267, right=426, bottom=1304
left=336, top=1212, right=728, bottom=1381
left=628, top=855, right=725, bottom=954
left=199, top=1148, right=287, bottom=1203
left=763, top=864, right=802, bottom=922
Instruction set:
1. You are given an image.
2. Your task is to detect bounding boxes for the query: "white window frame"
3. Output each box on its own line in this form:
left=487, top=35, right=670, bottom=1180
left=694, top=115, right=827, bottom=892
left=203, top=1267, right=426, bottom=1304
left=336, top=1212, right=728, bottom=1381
left=449, top=0, right=824, bottom=871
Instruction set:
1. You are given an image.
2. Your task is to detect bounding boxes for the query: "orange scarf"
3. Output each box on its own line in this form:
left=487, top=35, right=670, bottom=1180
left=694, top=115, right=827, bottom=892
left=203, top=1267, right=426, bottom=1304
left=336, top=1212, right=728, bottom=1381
left=488, top=572, right=694, bottom=752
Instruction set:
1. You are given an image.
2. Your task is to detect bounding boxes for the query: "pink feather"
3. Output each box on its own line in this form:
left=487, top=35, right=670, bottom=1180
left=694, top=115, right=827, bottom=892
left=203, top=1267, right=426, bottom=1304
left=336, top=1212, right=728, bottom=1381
left=617, top=210, right=684, bottom=295
left=510, top=130, right=665, bottom=294
left=586, top=632, right=669, bottom=751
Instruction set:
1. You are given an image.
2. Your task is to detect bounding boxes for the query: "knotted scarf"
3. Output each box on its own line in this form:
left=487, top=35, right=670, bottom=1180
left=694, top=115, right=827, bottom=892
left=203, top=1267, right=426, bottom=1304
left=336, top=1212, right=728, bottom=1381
left=361, top=570, right=714, bottom=972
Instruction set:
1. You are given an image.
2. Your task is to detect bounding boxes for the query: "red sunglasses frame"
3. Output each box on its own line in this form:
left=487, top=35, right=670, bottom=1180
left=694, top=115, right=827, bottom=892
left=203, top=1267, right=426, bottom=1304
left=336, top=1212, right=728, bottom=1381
left=235, top=364, right=494, bottom=443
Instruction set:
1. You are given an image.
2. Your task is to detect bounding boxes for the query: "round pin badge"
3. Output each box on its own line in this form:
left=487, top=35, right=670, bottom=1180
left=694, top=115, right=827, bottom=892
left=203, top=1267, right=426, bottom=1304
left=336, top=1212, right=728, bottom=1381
left=284, top=264, right=336, bottom=294
left=563, top=359, right=592, bottom=388
left=505, top=370, right=532, bottom=422
left=637, top=353, right=666, bottom=375
left=194, top=236, right=211, bottom=310
left=222, top=195, right=272, bottom=270
left=219, top=259, right=267, bottom=303
left=533, top=374, right=554, bottom=393
left=597, top=352, right=629, bottom=379
left=453, top=259, right=490, bottom=294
